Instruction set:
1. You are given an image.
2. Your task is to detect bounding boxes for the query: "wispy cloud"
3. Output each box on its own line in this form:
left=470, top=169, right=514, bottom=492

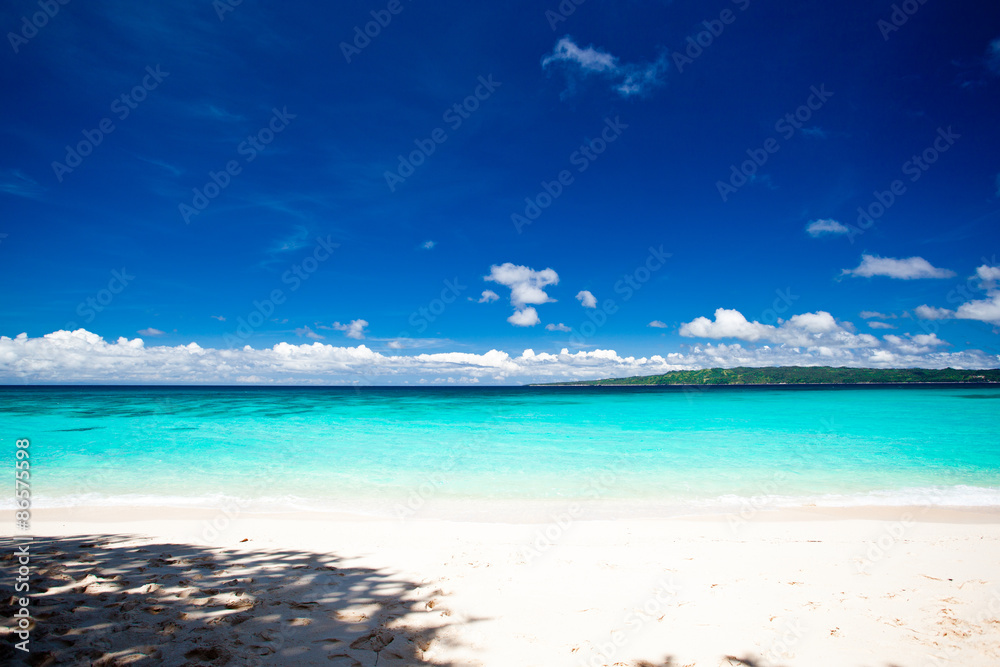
left=800, top=126, right=828, bottom=139
left=202, top=104, right=246, bottom=122
left=806, top=219, right=848, bottom=237
left=267, top=226, right=310, bottom=255
left=546, top=323, right=571, bottom=332
left=0, top=169, right=43, bottom=200
left=473, top=290, right=500, bottom=303
left=421, top=240, right=436, bottom=250
left=648, top=320, right=668, bottom=328
left=135, top=156, right=182, bottom=176
left=841, top=254, right=955, bottom=280
left=295, top=325, right=325, bottom=340
left=542, top=36, right=668, bottom=98
left=327, top=319, right=368, bottom=340
left=137, top=328, right=165, bottom=337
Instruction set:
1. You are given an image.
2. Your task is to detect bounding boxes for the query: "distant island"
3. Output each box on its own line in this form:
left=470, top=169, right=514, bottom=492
left=532, top=366, right=1000, bottom=386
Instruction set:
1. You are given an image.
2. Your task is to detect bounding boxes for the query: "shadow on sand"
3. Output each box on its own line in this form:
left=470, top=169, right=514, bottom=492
left=1, top=534, right=462, bottom=666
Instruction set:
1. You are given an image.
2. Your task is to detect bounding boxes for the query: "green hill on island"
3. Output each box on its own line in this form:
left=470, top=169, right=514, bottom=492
left=534, top=367, right=1000, bottom=386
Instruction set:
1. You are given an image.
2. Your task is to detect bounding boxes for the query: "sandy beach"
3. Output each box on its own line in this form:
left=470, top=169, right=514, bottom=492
left=3, top=507, right=999, bottom=666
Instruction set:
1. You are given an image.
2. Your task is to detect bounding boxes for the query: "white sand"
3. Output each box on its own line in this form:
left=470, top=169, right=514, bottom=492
left=3, top=506, right=1000, bottom=666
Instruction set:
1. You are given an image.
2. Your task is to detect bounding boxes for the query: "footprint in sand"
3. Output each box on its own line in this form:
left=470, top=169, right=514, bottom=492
left=184, top=646, right=228, bottom=663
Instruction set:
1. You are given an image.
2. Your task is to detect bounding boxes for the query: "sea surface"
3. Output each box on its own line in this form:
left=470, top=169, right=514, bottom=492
left=3, top=385, right=1000, bottom=518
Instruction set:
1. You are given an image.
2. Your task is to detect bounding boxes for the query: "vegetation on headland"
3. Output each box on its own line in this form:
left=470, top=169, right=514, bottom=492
left=532, top=366, right=1000, bottom=386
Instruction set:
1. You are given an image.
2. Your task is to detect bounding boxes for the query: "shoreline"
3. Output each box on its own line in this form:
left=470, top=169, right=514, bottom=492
left=12, top=503, right=1000, bottom=525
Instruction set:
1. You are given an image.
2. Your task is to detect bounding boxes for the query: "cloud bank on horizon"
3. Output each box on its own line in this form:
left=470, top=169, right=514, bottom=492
left=3, top=309, right=997, bottom=385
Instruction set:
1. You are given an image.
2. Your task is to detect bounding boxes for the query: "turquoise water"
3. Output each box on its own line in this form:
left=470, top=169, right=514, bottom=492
left=2, top=386, right=1000, bottom=517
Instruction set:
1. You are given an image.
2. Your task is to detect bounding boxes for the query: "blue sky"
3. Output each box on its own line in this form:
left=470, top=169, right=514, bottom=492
left=2, top=0, right=1000, bottom=383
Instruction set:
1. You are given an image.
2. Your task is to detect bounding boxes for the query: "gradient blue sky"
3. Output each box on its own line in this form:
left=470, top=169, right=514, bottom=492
left=2, top=0, right=1000, bottom=383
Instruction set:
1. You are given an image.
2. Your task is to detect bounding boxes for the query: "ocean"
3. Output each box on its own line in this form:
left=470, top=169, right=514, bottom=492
left=4, top=385, right=1000, bottom=519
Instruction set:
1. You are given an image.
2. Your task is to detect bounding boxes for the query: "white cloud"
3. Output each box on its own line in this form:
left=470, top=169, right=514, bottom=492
left=679, top=308, right=879, bottom=349
left=883, top=333, right=949, bottom=355
left=955, top=293, right=1000, bottom=324
left=295, top=326, right=325, bottom=340
left=914, top=305, right=952, bottom=320
left=507, top=307, right=541, bottom=327
left=137, top=328, right=165, bottom=336
left=860, top=311, right=895, bottom=319
left=868, top=321, right=896, bottom=330
left=485, top=263, right=559, bottom=326
left=648, top=320, right=668, bottom=329
left=421, top=240, right=436, bottom=250
left=210, top=315, right=226, bottom=322
left=976, top=264, right=1000, bottom=287
left=679, top=308, right=771, bottom=342
left=475, top=290, right=500, bottom=303
left=841, top=254, right=955, bottom=280
left=915, top=264, right=1000, bottom=325
left=2, top=329, right=995, bottom=385
left=546, top=323, right=571, bottom=332
left=542, top=37, right=618, bottom=73
left=485, top=263, right=559, bottom=308
left=542, top=36, right=667, bottom=98
left=576, top=290, right=597, bottom=308
left=332, top=319, right=368, bottom=340
left=805, top=219, right=849, bottom=237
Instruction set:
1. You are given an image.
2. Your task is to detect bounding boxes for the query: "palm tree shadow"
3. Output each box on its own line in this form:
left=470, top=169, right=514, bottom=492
left=1, top=534, right=464, bottom=666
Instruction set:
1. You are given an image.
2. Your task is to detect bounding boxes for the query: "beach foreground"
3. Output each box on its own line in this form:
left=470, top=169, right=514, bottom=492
left=4, top=508, right=1000, bottom=666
